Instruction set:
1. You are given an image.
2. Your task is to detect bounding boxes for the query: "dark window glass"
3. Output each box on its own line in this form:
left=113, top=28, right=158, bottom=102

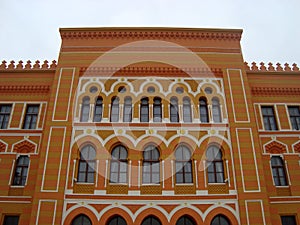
left=140, top=98, right=149, bottom=122
left=141, top=216, right=162, bottom=225
left=23, top=104, right=39, bottom=129
left=110, top=97, right=120, bottom=122
left=281, top=216, right=297, bottom=225
left=199, top=97, right=209, bottom=123
left=262, top=106, right=278, bottom=130
left=71, top=214, right=92, bottom=225
left=288, top=106, right=300, bottom=130
left=206, top=146, right=224, bottom=183
left=77, top=145, right=96, bottom=183
left=110, top=145, right=128, bottom=183
left=153, top=97, right=162, bottom=122
left=107, top=216, right=127, bottom=225
left=143, top=145, right=160, bottom=184
left=13, top=155, right=29, bottom=186
left=80, top=97, right=90, bottom=122
left=123, top=97, right=132, bottom=122
left=175, top=145, right=193, bottom=184
left=93, top=97, right=103, bottom=122
left=176, top=216, right=195, bottom=225
left=211, top=215, right=230, bottom=225
left=212, top=97, right=221, bottom=123
left=3, top=216, right=19, bottom=225
left=271, top=156, right=288, bottom=186
left=0, top=104, right=12, bottom=129
left=170, top=97, right=179, bottom=123
left=183, top=97, right=192, bottom=123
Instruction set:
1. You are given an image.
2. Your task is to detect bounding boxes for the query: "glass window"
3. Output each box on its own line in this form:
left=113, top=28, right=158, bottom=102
left=175, top=145, right=193, bottom=184
left=110, top=97, right=120, bottom=122
left=206, top=146, right=224, bottom=183
left=0, top=104, right=12, bottom=129
left=141, top=216, right=162, bottom=225
left=140, top=97, right=149, bottom=122
left=123, top=97, right=132, bottom=122
left=170, top=97, right=179, bottom=123
left=80, top=97, right=90, bottom=122
left=107, top=216, right=127, bottom=225
left=211, top=215, right=230, bottom=225
left=288, top=106, right=300, bottom=130
left=13, top=155, right=29, bottom=186
left=153, top=97, right=162, bottom=122
left=110, top=145, right=128, bottom=183
left=212, top=97, right=221, bottom=123
left=3, top=216, right=19, bottom=225
left=281, top=216, right=297, bottom=225
left=71, top=214, right=92, bottom=225
left=93, top=97, right=103, bottom=122
left=23, top=104, right=39, bottom=129
left=271, top=156, right=288, bottom=186
left=262, top=106, right=278, bottom=130
left=77, top=145, right=96, bottom=183
left=183, top=97, right=192, bottom=123
left=143, top=145, right=160, bottom=184
left=176, top=216, right=195, bottom=225
left=199, top=97, right=209, bottom=123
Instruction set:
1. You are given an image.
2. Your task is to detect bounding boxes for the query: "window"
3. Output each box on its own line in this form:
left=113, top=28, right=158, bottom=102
left=183, top=97, right=192, bottom=123
left=271, top=156, right=288, bottom=186
left=175, top=145, right=193, bottom=184
left=107, top=216, right=127, bottom=225
left=212, top=97, right=221, bottom=123
left=281, top=216, right=297, bottom=225
left=288, top=106, right=300, bottom=130
left=23, top=104, right=39, bottom=129
left=123, top=97, right=132, bottom=122
left=140, top=97, right=149, bottom=122
left=12, top=155, right=29, bottom=186
left=77, top=145, right=96, bottom=183
left=110, top=97, right=120, bottom=122
left=141, top=216, right=162, bottom=225
left=110, top=145, right=128, bottom=183
left=0, top=104, right=12, bottom=129
left=170, top=97, right=179, bottom=123
left=2, top=216, right=19, bottom=225
left=176, top=216, right=195, bottom=225
left=71, top=214, right=92, bottom=225
left=93, top=97, right=103, bottom=122
left=262, top=106, right=278, bottom=130
left=211, top=215, right=230, bottom=225
left=80, top=97, right=90, bottom=122
left=143, top=145, right=160, bottom=184
left=153, top=97, right=162, bottom=122
left=206, top=146, right=224, bottom=183
left=199, top=97, right=209, bottom=123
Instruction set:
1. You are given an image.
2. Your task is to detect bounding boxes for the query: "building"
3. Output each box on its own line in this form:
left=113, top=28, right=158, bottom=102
left=0, top=27, right=300, bottom=225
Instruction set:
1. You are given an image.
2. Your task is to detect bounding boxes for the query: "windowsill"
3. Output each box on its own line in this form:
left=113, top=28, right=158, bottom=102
left=10, top=185, right=25, bottom=188
left=208, top=182, right=227, bottom=185
left=75, top=182, right=94, bottom=185
left=141, top=183, right=160, bottom=186
left=275, top=185, right=290, bottom=188
left=175, top=183, right=194, bottom=186
left=109, top=183, right=128, bottom=185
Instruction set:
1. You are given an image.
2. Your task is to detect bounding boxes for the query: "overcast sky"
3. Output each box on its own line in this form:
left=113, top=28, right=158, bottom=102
left=0, top=0, right=299, bottom=66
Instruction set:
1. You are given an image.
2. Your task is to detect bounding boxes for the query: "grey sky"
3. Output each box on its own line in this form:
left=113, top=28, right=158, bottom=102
left=0, top=0, right=299, bottom=65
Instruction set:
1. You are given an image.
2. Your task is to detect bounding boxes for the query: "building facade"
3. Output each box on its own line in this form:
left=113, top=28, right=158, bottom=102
left=0, top=27, right=300, bottom=225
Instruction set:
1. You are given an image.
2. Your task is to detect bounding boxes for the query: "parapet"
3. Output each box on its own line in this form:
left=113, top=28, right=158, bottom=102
left=245, top=62, right=299, bottom=73
left=0, top=60, right=57, bottom=71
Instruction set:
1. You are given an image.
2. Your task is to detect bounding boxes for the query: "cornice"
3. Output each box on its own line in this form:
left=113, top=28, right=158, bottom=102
left=251, top=87, right=300, bottom=96
left=245, top=61, right=299, bottom=73
left=0, top=85, right=50, bottom=93
left=0, top=60, right=57, bottom=71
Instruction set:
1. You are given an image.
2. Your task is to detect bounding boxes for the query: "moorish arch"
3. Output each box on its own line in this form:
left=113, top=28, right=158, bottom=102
left=63, top=206, right=98, bottom=225
left=204, top=206, right=239, bottom=225
left=170, top=207, right=203, bottom=225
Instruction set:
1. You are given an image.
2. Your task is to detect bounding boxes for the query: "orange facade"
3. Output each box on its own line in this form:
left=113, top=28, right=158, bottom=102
left=0, top=27, right=299, bottom=225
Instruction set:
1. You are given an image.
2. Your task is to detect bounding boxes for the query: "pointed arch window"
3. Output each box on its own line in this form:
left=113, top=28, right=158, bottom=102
left=170, top=97, right=179, bottom=123
left=153, top=97, right=162, bottom=122
left=93, top=97, right=103, bottom=122
left=199, top=97, right=209, bottom=123
left=271, top=156, right=288, bottom=186
left=12, top=155, right=30, bottom=186
left=110, top=97, right=120, bottom=122
left=107, top=216, right=127, bottom=225
left=212, top=97, right=221, bottom=122
left=206, top=145, right=224, bottom=183
left=140, top=97, right=149, bottom=122
left=143, top=145, right=160, bottom=184
left=183, top=97, right=192, bottom=123
left=110, top=145, right=128, bottom=183
left=176, top=216, right=195, bottom=225
left=141, top=216, right=162, bottom=225
left=77, top=145, right=96, bottom=183
left=80, top=97, right=90, bottom=122
left=211, top=215, right=231, bottom=225
left=71, top=214, right=92, bottom=225
left=123, top=97, right=132, bottom=122
left=175, top=145, right=193, bottom=184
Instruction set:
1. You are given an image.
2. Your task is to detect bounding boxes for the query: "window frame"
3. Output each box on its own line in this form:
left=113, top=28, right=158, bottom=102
left=175, top=145, right=193, bottom=184
left=206, top=145, right=225, bottom=184
left=141, top=216, right=162, bottom=225
left=77, top=145, right=96, bottom=183
left=107, top=216, right=127, bottom=225
left=93, top=97, right=103, bottom=122
left=280, top=215, right=297, bottom=225
left=176, top=215, right=196, bottom=225
left=182, top=97, right=192, bottom=123
left=2, top=215, right=20, bottom=225
left=210, top=214, right=231, bottom=225
left=12, top=155, right=30, bottom=186
left=288, top=106, right=300, bottom=130
left=22, top=104, right=40, bottom=129
left=212, top=97, right=222, bottom=123
left=199, top=97, right=209, bottom=123
left=110, top=97, right=120, bottom=122
left=0, top=104, right=12, bottom=129
left=71, top=214, right=92, bottom=225
left=80, top=97, right=90, bottom=122
left=153, top=97, right=162, bottom=122
left=271, top=156, right=288, bottom=186
left=140, top=97, right=149, bottom=122
left=261, top=106, right=278, bottom=130
left=142, top=145, right=160, bottom=184
left=123, top=97, right=132, bottom=122
left=110, top=145, right=128, bottom=184
left=170, top=97, right=179, bottom=123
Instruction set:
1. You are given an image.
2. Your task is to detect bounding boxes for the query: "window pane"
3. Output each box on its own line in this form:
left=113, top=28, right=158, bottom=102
left=185, top=173, right=192, bottom=183
left=208, top=173, right=215, bottom=183
left=3, top=216, right=19, bottom=225
left=281, top=216, right=297, bottom=225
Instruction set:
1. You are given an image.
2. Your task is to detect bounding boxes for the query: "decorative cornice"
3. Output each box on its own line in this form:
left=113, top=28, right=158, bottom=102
left=251, top=87, right=300, bottom=96
left=245, top=61, right=299, bottom=73
left=0, top=60, right=57, bottom=71
left=0, top=85, right=50, bottom=93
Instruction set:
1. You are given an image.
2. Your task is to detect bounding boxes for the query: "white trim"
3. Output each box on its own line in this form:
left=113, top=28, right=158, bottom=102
left=171, top=160, right=174, bottom=188
left=105, top=160, right=108, bottom=187
left=203, top=160, right=207, bottom=188
left=138, top=160, right=141, bottom=188
left=0, top=139, right=8, bottom=152
left=25, top=158, right=31, bottom=186
left=162, top=160, right=165, bottom=189
left=36, top=200, right=57, bottom=225
left=129, top=160, right=132, bottom=188
left=225, top=160, right=230, bottom=187
left=71, top=159, right=76, bottom=187
left=285, top=160, right=292, bottom=186
left=8, top=159, right=15, bottom=185
left=96, top=160, right=99, bottom=187
left=194, top=160, right=198, bottom=188
left=245, top=200, right=266, bottom=225
left=269, top=160, right=275, bottom=186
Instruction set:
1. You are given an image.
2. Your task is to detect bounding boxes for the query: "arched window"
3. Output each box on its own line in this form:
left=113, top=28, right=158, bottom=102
left=71, top=214, right=92, bottom=225
left=93, top=97, right=103, bottom=122
left=206, top=145, right=224, bottom=183
left=199, top=97, right=209, bottom=123
left=170, top=97, right=179, bottom=123
left=77, top=145, right=96, bottom=183
left=123, top=97, right=132, bottom=122
left=140, top=97, right=149, bottom=122
left=110, top=97, right=120, bottom=122
left=141, top=216, right=162, bottom=225
left=271, top=156, right=288, bottom=186
left=12, top=155, right=30, bottom=186
left=80, top=97, right=90, bottom=122
left=107, top=216, right=127, bottom=225
left=153, top=97, right=162, bottom=122
left=110, top=145, right=128, bottom=183
left=176, top=216, right=195, bottom=225
left=175, top=145, right=193, bottom=184
left=211, top=215, right=231, bottom=225
left=143, top=145, right=160, bottom=184
left=183, top=97, right=192, bottom=123
left=212, top=97, right=221, bottom=123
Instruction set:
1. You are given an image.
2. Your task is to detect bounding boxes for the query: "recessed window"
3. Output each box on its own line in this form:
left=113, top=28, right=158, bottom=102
left=0, top=104, right=12, bottom=129
left=143, top=145, right=160, bottom=184
left=142, top=216, right=162, bottom=225
left=107, top=216, right=127, bottom=225
left=71, top=214, right=92, bottom=225
left=281, top=216, right=297, bottom=225
left=118, top=86, right=126, bottom=93
left=175, top=145, right=193, bottom=184
left=288, top=106, right=300, bottom=130
left=110, top=145, right=128, bottom=183
left=77, top=145, right=96, bottom=183
left=211, top=215, right=230, bottom=225
left=262, top=106, right=278, bottom=130
left=204, top=87, right=213, bottom=94
left=12, top=155, right=30, bottom=186
left=110, top=97, right=120, bottom=122
left=147, top=86, right=155, bottom=93
left=206, top=146, right=224, bottom=183
left=199, top=97, right=209, bottom=123
left=140, top=97, right=149, bottom=122
left=212, top=97, right=221, bottom=123
left=3, top=215, right=19, bottom=225
left=271, top=156, right=288, bottom=186
left=153, top=97, right=162, bottom=122
left=176, top=87, right=184, bottom=94
left=183, top=97, right=192, bottom=123
left=170, top=97, right=179, bottom=123
left=176, top=216, right=196, bottom=225
left=123, top=97, right=132, bottom=122
left=80, top=97, right=90, bottom=122
left=23, top=104, right=39, bottom=129
left=89, top=86, right=98, bottom=93
left=93, top=97, right=103, bottom=122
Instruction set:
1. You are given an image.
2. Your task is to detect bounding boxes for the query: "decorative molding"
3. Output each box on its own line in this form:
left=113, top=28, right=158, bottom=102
left=0, top=60, right=57, bottom=71
left=265, top=141, right=286, bottom=154
left=13, top=140, right=36, bottom=153
left=251, top=87, right=300, bottom=96
left=293, top=142, right=300, bottom=153
left=0, top=85, right=50, bottom=93
left=245, top=62, right=299, bottom=73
